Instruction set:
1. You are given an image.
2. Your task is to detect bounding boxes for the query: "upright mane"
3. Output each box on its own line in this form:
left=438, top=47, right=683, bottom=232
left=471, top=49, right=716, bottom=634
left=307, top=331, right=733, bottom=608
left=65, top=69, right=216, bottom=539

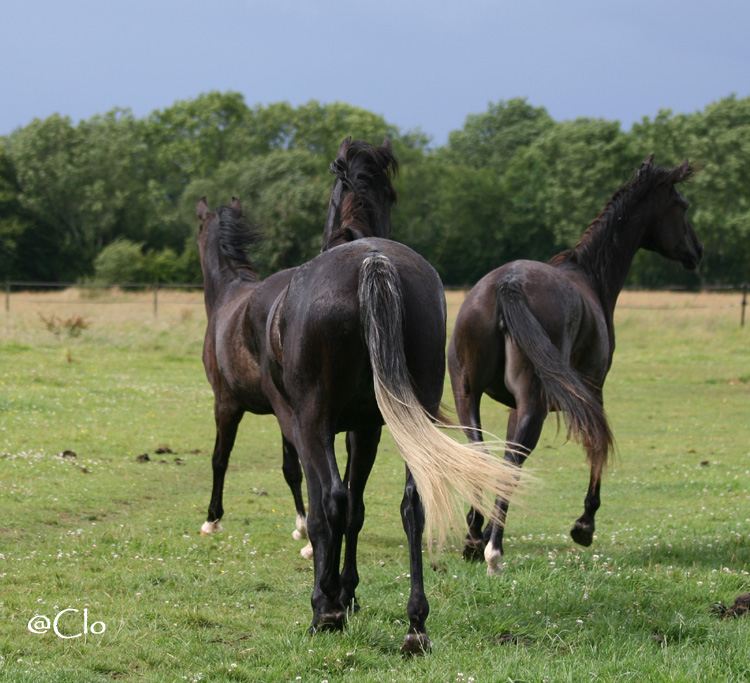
left=323, top=138, right=399, bottom=249
left=217, top=204, right=259, bottom=281
left=549, top=156, right=696, bottom=270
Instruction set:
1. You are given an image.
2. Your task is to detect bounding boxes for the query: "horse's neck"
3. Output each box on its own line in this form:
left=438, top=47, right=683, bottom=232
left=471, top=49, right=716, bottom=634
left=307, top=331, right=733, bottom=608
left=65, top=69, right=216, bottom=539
left=322, top=201, right=340, bottom=250
left=201, top=244, right=256, bottom=313
left=576, top=211, right=648, bottom=320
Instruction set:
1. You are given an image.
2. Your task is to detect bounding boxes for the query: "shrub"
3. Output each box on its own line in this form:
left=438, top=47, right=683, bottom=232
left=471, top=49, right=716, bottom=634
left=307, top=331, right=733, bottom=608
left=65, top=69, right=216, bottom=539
left=93, top=238, right=147, bottom=284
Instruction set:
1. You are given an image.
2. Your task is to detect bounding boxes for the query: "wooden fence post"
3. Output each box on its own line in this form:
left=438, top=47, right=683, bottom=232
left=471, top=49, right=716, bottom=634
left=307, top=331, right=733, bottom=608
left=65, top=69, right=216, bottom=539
left=741, top=283, right=747, bottom=327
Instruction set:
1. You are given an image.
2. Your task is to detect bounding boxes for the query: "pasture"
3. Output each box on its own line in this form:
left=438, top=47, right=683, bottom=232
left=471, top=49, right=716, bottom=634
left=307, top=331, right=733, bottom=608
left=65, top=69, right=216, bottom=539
left=1, top=287, right=748, bottom=682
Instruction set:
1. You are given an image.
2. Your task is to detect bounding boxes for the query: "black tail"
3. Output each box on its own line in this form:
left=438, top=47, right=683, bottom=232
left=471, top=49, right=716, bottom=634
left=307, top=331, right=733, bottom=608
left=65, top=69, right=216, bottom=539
left=496, top=280, right=613, bottom=472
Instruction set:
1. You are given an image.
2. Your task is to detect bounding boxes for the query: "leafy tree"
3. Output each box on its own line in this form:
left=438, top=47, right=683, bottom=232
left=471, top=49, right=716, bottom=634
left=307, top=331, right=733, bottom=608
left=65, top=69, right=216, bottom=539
left=445, top=98, right=554, bottom=176
left=7, top=110, right=155, bottom=280
left=502, top=118, right=634, bottom=256
left=182, top=148, right=332, bottom=276
left=0, top=145, right=30, bottom=280
left=4, top=92, right=749, bottom=289
left=142, top=91, right=251, bottom=191
left=394, top=156, right=508, bottom=285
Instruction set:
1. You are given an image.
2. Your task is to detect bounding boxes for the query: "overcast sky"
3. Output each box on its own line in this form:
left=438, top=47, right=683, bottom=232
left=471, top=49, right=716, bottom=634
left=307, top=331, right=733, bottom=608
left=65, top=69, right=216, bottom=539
left=2, top=0, right=748, bottom=146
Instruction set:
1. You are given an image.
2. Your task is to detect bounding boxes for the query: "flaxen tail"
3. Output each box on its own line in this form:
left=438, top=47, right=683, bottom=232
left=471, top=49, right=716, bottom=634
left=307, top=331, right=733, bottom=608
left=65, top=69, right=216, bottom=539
left=496, top=279, right=613, bottom=476
left=358, top=252, right=521, bottom=547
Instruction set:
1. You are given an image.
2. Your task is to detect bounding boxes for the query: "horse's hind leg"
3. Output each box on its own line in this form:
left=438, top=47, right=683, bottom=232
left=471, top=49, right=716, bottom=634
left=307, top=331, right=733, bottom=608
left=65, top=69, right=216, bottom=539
left=571, top=388, right=607, bottom=547
left=452, top=385, right=487, bottom=560
left=484, top=405, right=544, bottom=575
left=339, top=428, right=381, bottom=613
left=281, top=435, right=312, bottom=559
left=296, top=419, right=348, bottom=632
left=570, top=462, right=602, bottom=547
left=399, top=466, right=431, bottom=656
left=202, top=403, right=243, bottom=535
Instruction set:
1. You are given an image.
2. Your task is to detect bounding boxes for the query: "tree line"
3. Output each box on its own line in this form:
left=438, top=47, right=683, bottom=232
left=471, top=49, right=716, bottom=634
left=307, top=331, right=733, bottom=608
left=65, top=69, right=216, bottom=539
left=1, top=92, right=748, bottom=287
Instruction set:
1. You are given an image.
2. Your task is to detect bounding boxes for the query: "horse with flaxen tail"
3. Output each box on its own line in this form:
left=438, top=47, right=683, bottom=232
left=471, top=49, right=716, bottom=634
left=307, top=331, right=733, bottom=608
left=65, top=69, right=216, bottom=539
left=255, top=144, right=521, bottom=653
left=448, top=155, right=703, bottom=575
left=263, top=236, right=520, bottom=655
left=196, top=137, right=398, bottom=560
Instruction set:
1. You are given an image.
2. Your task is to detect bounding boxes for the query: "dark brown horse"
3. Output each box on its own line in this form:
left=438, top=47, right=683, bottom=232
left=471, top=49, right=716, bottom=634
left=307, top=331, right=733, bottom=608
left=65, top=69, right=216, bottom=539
left=196, top=137, right=398, bottom=560
left=448, top=155, right=703, bottom=575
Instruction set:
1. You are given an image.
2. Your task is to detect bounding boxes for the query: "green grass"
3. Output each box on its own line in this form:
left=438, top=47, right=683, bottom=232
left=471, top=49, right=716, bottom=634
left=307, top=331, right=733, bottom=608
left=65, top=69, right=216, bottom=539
left=1, top=289, right=748, bottom=682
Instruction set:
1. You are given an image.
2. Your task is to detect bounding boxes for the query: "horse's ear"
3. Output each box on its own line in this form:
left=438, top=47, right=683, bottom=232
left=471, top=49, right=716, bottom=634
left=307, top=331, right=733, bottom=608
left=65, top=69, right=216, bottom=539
left=382, top=137, right=392, bottom=151
left=331, top=137, right=352, bottom=178
left=336, top=136, right=352, bottom=159
left=675, top=158, right=694, bottom=183
left=196, top=197, right=210, bottom=220
left=230, top=197, right=242, bottom=214
left=642, top=154, right=655, bottom=168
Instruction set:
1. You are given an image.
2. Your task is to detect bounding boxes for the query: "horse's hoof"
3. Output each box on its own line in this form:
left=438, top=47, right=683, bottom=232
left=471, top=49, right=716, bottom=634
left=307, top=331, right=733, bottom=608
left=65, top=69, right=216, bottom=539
left=484, top=540, right=504, bottom=576
left=463, top=538, right=485, bottom=562
left=200, top=520, right=222, bottom=535
left=300, top=541, right=313, bottom=560
left=570, top=522, right=594, bottom=547
left=314, top=611, right=347, bottom=631
left=293, top=514, right=308, bottom=540
left=400, top=633, right=432, bottom=657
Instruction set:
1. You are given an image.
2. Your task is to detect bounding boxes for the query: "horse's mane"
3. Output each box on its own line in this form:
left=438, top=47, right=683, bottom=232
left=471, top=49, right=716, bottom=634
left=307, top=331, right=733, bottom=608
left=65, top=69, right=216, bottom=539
left=324, top=139, right=399, bottom=248
left=549, top=159, right=696, bottom=269
left=217, top=205, right=259, bottom=281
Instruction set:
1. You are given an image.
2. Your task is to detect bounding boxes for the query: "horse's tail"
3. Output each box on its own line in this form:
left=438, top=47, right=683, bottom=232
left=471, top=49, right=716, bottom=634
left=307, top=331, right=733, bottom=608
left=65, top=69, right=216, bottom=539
left=358, top=252, right=521, bottom=546
left=496, top=279, right=613, bottom=475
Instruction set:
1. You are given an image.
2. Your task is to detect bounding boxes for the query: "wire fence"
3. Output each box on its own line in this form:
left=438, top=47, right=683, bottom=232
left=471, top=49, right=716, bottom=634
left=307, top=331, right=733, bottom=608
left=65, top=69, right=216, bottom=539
left=3, top=280, right=748, bottom=326
left=3, top=281, right=204, bottom=317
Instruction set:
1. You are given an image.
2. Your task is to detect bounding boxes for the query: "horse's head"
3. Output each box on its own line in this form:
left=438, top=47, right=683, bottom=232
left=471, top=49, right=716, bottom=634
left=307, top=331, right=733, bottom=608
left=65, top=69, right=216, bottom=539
left=322, top=136, right=399, bottom=251
left=196, top=197, right=256, bottom=285
left=637, top=155, right=703, bottom=270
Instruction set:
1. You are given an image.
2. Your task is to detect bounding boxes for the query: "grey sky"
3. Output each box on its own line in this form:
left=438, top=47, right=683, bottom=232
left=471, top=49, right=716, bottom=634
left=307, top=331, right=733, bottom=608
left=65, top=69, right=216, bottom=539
left=2, top=0, right=748, bottom=146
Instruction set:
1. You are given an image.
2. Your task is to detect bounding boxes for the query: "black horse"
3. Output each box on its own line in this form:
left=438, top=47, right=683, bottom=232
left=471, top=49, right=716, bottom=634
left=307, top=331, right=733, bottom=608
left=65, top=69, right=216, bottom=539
left=261, top=236, right=519, bottom=655
left=448, top=155, right=703, bottom=575
left=206, top=143, right=519, bottom=654
left=197, top=137, right=398, bottom=562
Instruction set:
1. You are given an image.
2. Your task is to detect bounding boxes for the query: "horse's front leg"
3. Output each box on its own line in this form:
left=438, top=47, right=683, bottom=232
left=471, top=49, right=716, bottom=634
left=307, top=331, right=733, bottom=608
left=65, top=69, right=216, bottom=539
left=399, top=466, right=431, bottom=656
left=201, top=403, right=243, bottom=535
left=339, top=428, right=381, bottom=613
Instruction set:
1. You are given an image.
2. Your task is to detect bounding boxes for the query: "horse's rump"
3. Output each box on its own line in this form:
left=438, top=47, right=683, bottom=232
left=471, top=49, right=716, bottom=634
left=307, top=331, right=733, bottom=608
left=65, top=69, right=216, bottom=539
left=271, top=238, right=446, bottom=428
left=494, top=266, right=613, bottom=468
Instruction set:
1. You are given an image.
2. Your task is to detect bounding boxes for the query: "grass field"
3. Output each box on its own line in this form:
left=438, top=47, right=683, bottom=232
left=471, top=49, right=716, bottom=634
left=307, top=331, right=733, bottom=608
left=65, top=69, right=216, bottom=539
left=1, top=287, right=748, bottom=682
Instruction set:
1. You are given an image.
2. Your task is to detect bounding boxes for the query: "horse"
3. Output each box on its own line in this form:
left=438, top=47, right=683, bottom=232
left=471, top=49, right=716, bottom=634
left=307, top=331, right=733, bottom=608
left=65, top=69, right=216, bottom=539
left=196, top=137, right=398, bottom=560
left=260, top=235, right=520, bottom=656
left=447, top=155, right=703, bottom=576
left=228, top=143, right=523, bottom=654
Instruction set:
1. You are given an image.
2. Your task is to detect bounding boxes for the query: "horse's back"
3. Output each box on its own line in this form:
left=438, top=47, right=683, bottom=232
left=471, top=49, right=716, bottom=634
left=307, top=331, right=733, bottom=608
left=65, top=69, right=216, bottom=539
left=273, top=238, right=447, bottom=429
left=284, top=238, right=445, bottom=331
left=450, top=259, right=610, bottom=404
left=206, top=271, right=295, bottom=414
left=498, top=260, right=594, bottom=344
